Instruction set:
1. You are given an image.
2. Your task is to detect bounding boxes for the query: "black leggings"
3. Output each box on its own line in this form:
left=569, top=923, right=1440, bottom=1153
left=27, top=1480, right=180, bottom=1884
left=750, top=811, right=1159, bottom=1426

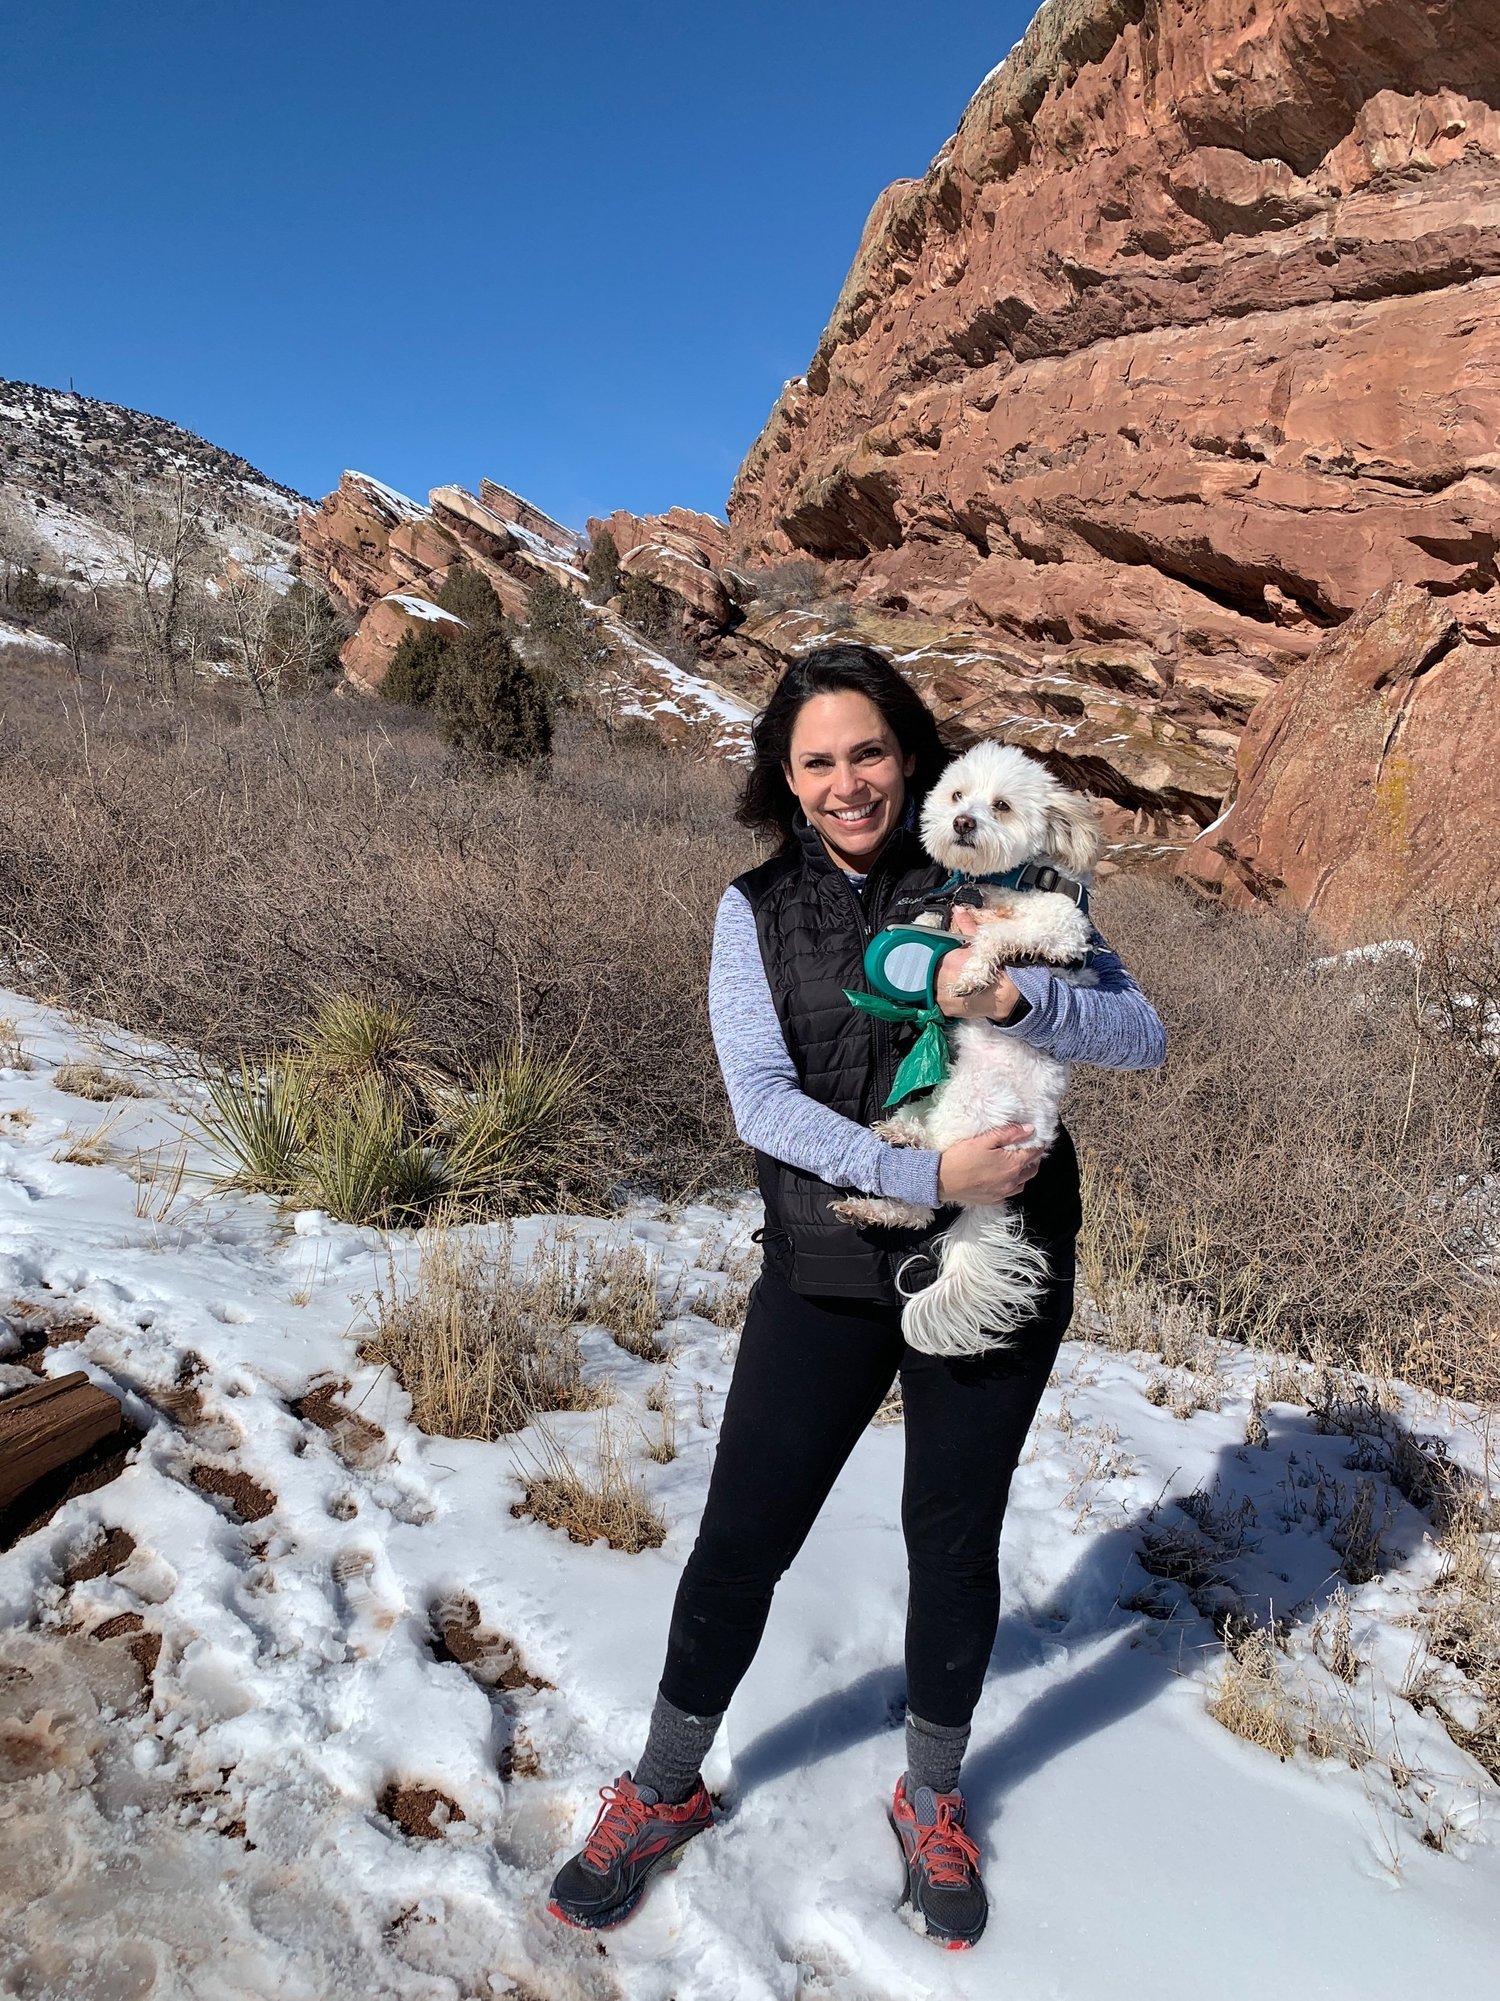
left=659, top=1262, right=1070, bottom=1730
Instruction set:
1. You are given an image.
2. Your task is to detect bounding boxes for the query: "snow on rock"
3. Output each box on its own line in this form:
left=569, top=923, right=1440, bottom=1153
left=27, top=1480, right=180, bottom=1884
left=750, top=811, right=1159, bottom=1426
left=602, top=624, right=754, bottom=759
left=386, top=593, right=465, bottom=626
left=346, top=472, right=429, bottom=524
left=0, top=620, right=68, bottom=656
left=0, top=989, right=1496, bottom=1997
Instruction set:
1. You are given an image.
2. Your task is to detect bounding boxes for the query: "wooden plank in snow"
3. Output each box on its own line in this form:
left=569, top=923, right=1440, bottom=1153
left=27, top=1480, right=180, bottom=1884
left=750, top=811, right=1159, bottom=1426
left=0, top=1372, right=123, bottom=1511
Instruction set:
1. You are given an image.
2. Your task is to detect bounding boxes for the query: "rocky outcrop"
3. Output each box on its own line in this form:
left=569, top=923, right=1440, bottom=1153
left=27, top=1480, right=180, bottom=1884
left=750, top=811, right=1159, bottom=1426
left=299, top=472, right=434, bottom=614
left=299, top=478, right=753, bottom=752
left=340, top=592, right=466, bottom=695
left=726, top=0, right=1500, bottom=849
left=1177, top=584, right=1496, bottom=942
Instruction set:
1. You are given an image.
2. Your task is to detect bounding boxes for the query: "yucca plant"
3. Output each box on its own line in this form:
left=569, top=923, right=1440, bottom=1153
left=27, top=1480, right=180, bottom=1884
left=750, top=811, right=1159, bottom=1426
left=197, top=999, right=596, bottom=1229
left=293, top=994, right=450, bottom=1125
left=300, top=1074, right=449, bottom=1226
left=198, top=1057, right=312, bottom=1196
left=443, top=1046, right=599, bottom=1214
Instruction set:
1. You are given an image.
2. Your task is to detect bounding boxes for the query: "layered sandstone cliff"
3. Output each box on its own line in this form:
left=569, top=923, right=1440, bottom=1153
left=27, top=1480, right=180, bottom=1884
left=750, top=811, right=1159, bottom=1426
left=1178, top=584, right=1499, bottom=939
left=725, top=0, right=1500, bottom=865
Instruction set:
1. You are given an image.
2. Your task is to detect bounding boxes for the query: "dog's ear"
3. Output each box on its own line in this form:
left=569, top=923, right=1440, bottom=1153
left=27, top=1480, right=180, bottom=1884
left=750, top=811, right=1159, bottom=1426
left=1043, top=789, right=1102, bottom=873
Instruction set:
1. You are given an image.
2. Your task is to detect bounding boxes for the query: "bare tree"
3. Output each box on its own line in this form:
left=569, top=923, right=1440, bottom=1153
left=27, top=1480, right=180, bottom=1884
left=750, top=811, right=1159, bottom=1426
left=110, top=469, right=211, bottom=695
left=41, top=583, right=118, bottom=680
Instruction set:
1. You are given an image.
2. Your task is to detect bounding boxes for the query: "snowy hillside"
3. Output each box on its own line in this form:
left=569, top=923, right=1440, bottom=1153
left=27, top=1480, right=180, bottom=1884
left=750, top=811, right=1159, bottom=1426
left=0, top=378, right=305, bottom=591
left=1, top=993, right=1497, bottom=1999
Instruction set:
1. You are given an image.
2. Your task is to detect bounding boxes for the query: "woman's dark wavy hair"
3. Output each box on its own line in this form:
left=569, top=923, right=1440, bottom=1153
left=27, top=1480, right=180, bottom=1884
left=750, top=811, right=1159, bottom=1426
left=738, top=644, right=951, bottom=852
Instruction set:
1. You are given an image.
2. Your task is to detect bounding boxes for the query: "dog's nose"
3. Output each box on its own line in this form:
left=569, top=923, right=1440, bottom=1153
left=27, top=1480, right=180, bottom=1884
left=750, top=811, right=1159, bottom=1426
left=952, top=813, right=977, bottom=840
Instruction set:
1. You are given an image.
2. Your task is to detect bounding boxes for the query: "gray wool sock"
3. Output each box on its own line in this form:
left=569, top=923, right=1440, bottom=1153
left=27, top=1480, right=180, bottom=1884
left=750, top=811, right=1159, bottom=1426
left=633, top=1690, right=724, bottom=1805
left=904, top=1712, right=970, bottom=1799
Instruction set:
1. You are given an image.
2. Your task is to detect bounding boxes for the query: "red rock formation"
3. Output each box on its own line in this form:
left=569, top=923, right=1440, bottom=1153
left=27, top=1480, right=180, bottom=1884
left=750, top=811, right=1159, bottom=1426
left=300, top=478, right=754, bottom=747
left=727, top=0, right=1500, bottom=839
left=299, top=472, right=435, bottom=614
left=340, top=592, right=469, bottom=694
left=588, top=508, right=730, bottom=569
left=1177, top=584, right=1496, bottom=941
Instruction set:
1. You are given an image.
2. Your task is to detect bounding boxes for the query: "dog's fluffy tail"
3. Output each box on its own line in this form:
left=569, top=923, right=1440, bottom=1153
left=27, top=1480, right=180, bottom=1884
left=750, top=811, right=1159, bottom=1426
left=900, top=1204, right=1051, bottom=1356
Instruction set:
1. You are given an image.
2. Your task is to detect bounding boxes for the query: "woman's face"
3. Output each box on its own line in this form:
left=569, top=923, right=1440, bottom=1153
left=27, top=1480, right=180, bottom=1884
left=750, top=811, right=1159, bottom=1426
left=783, top=690, right=916, bottom=873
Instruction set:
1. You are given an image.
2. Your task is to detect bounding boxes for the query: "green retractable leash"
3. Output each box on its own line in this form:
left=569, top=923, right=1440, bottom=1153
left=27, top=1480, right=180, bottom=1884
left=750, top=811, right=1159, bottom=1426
left=844, top=925, right=968, bottom=1110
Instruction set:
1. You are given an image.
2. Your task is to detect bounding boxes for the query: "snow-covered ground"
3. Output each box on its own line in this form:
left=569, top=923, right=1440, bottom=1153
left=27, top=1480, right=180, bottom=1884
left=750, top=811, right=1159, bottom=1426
left=1, top=991, right=1497, bottom=1999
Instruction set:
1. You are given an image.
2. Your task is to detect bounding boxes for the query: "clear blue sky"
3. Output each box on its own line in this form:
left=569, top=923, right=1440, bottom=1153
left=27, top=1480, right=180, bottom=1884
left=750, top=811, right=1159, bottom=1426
left=4, top=1, right=1032, bottom=527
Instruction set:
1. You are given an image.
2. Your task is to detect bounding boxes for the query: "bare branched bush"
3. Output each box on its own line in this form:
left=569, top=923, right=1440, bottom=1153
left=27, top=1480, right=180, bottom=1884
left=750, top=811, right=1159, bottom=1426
left=0, top=1016, right=33, bottom=1072
left=0, top=670, right=747, bottom=1196
left=1073, top=878, right=1500, bottom=1397
left=362, top=1231, right=609, bottom=1440
left=742, top=558, right=835, bottom=614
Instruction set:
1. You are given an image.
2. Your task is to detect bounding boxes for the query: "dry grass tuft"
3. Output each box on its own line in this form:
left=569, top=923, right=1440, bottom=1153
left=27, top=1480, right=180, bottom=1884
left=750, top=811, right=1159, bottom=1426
left=513, top=1414, right=666, bottom=1553
left=642, top=1369, right=679, bottom=1463
left=0, top=1017, right=33, bottom=1073
left=1417, top=1488, right=1500, bottom=1781
left=523, top=1232, right=676, bottom=1360
left=696, top=1236, right=762, bottom=1331
left=51, top=1110, right=125, bottom=1166
left=585, top=1242, right=672, bottom=1361
left=362, top=1230, right=609, bottom=1440
left=52, top=1061, right=148, bottom=1102
left=1313, top=1587, right=1360, bottom=1686
left=1208, top=1627, right=1299, bottom=1760
left=871, top=1383, right=905, bottom=1427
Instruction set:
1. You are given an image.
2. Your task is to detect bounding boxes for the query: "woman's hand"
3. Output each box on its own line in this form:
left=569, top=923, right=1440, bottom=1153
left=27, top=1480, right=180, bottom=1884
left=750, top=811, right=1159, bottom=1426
left=937, top=1123, right=1044, bottom=1206
left=934, top=906, right=1024, bottom=1022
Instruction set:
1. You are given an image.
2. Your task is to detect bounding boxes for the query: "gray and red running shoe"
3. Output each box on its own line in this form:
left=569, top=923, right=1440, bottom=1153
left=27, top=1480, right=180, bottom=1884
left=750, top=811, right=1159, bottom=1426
left=888, top=1774, right=989, bottom=1950
left=547, top=1772, right=713, bottom=1931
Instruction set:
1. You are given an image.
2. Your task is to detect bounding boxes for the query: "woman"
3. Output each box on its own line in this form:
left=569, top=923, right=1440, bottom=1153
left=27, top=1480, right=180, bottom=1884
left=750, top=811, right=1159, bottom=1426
left=548, top=645, right=1165, bottom=1949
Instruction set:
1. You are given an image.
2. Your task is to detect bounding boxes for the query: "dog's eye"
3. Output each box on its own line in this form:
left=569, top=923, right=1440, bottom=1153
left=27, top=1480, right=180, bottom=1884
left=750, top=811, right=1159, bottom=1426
left=951, top=790, right=962, bottom=802
left=992, top=800, right=1011, bottom=813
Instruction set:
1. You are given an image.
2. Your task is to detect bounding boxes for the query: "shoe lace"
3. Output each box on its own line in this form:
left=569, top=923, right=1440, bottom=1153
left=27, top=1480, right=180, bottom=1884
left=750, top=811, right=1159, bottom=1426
left=582, top=1782, right=651, bottom=1869
left=912, top=1799, right=981, bottom=1888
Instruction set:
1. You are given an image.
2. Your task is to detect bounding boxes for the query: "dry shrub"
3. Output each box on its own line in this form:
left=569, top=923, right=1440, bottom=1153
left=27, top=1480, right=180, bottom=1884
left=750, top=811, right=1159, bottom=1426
left=0, top=1016, right=32, bottom=1072
left=741, top=557, right=851, bottom=619
left=1208, top=1628, right=1298, bottom=1760
left=363, top=1231, right=609, bottom=1440
left=513, top=1414, right=666, bottom=1553
left=521, top=1232, right=675, bottom=1360
left=1074, top=878, right=1500, bottom=1398
left=52, top=1060, right=147, bottom=1101
left=1418, top=1489, right=1500, bottom=1782
left=0, top=670, right=747, bottom=1197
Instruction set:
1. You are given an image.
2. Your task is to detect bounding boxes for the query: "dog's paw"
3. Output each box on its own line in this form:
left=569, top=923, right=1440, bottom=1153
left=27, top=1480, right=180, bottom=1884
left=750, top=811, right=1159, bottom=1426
left=950, top=961, right=1002, bottom=998
left=873, top=1116, right=928, bottom=1148
left=832, top=1197, right=936, bottom=1230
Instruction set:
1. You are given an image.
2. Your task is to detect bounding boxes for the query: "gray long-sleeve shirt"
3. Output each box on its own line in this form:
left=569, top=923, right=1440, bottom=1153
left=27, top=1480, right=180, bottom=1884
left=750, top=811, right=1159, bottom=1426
left=708, top=884, right=1166, bottom=1208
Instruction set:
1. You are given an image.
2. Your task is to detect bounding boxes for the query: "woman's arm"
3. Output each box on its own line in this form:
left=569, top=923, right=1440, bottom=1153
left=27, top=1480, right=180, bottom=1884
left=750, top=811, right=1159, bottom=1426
left=709, top=886, right=943, bottom=1206
left=936, top=914, right=1166, bottom=1070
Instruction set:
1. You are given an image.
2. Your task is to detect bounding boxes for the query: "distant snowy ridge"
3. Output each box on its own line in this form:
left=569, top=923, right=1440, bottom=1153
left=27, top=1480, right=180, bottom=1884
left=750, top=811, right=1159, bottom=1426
left=0, top=376, right=306, bottom=593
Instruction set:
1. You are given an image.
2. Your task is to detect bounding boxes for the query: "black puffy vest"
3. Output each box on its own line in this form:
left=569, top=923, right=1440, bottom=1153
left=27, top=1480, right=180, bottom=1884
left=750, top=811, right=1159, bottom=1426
left=734, top=815, right=1082, bottom=1302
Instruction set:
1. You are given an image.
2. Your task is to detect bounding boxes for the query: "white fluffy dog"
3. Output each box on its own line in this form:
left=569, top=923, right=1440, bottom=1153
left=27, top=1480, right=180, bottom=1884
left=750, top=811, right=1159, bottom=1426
left=835, top=740, right=1102, bottom=1356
